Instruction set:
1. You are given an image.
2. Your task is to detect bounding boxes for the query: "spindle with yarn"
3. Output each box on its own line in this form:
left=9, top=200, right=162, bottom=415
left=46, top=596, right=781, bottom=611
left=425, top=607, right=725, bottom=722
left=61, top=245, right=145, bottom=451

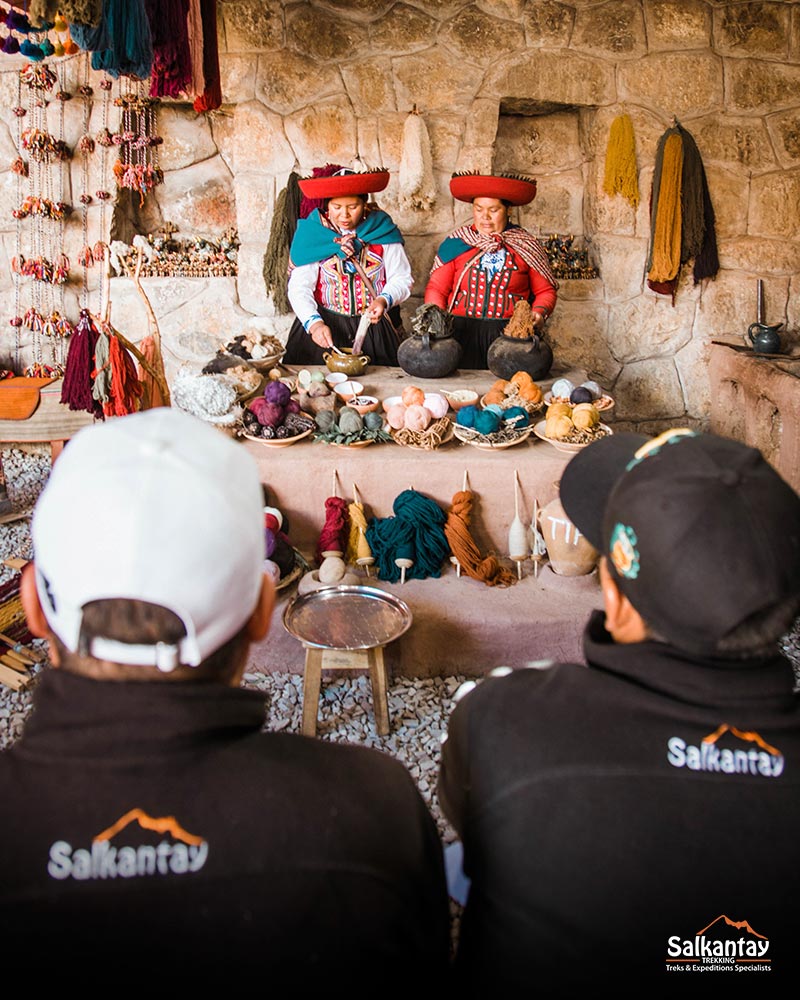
left=450, top=471, right=469, bottom=578
left=508, top=469, right=528, bottom=580
left=395, top=541, right=415, bottom=584
left=347, top=482, right=374, bottom=577
left=530, top=497, right=547, bottom=578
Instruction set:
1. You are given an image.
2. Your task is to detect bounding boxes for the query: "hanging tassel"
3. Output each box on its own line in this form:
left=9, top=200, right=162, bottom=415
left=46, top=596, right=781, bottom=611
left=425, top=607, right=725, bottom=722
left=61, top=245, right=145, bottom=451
left=61, top=309, right=101, bottom=415
left=104, top=333, right=143, bottom=417
left=603, top=113, right=639, bottom=209
left=91, top=325, right=112, bottom=405
left=263, top=171, right=302, bottom=314
left=398, top=108, right=436, bottom=212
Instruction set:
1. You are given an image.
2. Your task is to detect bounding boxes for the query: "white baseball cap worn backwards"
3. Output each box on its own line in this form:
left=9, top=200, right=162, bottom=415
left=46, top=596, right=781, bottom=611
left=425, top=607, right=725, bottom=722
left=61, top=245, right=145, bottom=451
left=32, top=407, right=265, bottom=672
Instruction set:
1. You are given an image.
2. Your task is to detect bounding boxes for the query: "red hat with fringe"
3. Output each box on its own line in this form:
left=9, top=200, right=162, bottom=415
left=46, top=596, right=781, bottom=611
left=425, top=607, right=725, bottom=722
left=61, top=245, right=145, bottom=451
left=449, top=172, right=537, bottom=206
left=298, top=167, right=390, bottom=201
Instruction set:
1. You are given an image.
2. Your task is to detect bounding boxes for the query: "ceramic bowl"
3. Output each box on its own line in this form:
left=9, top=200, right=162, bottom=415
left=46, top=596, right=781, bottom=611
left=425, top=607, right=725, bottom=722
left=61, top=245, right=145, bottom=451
left=334, top=380, right=364, bottom=401
left=348, top=395, right=380, bottom=415
left=382, top=395, right=403, bottom=412
left=443, top=389, right=479, bottom=411
left=325, top=371, right=348, bottom=388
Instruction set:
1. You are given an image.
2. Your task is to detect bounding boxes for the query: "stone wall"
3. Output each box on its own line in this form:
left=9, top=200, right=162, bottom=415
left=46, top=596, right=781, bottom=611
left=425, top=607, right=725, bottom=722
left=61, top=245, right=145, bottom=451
left=1, top=0, right=799, bottom=429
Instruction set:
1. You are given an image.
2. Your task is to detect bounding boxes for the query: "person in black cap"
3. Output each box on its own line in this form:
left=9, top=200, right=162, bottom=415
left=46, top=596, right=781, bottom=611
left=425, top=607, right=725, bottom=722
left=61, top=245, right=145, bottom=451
left=438, top=428, right=800, bottom=994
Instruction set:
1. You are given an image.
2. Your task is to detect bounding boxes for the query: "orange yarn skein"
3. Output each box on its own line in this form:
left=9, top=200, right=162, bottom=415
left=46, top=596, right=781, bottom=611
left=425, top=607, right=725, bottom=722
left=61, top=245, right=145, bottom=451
left=445, top=490, right=516, bottom=588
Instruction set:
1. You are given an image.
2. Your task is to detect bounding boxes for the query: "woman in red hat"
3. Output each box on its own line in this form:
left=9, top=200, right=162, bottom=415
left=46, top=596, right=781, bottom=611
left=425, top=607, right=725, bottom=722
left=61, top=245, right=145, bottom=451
left=283, top=167, right=413, bottom=366
left=424, top=173, right=558, bottom=369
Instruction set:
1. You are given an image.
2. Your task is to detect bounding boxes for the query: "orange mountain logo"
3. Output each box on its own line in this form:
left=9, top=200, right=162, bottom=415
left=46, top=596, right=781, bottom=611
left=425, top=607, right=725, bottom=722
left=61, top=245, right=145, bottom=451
left=667, top=914, right=771, bottom=970
left=94, top=808, right=204, bottom=846
left=47, top=807, right=209, bottom=882
left=667, top=724, right=784, bottom=777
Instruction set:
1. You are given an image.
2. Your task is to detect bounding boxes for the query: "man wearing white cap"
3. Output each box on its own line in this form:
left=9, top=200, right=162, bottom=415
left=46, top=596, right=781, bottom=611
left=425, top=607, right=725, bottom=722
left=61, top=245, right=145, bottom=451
left=0, top=408, right=450, bottom=984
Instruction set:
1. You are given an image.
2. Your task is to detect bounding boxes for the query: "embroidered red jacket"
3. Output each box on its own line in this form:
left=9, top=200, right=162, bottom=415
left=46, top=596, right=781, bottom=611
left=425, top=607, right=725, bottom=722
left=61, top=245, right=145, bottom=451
left=424, top=246, right=557, bottom=321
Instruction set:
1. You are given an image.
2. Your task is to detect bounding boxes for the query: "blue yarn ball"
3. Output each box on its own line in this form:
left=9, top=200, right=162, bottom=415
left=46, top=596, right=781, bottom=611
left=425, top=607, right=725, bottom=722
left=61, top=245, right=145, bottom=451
left=457, top=405, right=478, bottom=428
left=503, top=406, right=529, bottom=429
left=484, top=403, right=505, bottom=418
left=474, top=410, right=501, bottom=435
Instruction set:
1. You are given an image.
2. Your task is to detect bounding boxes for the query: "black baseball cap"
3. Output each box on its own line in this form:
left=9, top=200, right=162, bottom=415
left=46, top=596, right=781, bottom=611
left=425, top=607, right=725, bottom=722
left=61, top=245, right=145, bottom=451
left=560, top=428, right=800, bottom=655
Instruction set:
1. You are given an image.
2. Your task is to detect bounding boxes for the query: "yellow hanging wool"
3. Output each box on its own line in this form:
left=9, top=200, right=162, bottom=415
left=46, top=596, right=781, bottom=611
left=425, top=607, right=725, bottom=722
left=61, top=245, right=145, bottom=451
left=603, top=113, right=640, bottom=209
left=648, top=132, right=684, bottom=283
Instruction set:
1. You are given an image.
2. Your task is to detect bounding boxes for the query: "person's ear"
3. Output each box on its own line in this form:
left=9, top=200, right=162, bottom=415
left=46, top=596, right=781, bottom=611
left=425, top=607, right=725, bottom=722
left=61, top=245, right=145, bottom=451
left=20, top=562, right=61, bottom=666
left=245, top=573, right=275, bottom=642
left=599, top=557, right=650, bottom=644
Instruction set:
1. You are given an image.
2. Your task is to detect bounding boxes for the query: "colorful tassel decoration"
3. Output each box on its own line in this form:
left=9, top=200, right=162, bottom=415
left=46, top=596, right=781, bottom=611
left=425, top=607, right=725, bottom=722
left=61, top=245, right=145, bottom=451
left=61, top=309, right=101, bottom=414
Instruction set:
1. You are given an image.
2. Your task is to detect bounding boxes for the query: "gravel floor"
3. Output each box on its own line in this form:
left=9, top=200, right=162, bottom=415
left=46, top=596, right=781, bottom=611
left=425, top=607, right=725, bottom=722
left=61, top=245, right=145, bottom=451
left=1, top=444, right=799, bottom=865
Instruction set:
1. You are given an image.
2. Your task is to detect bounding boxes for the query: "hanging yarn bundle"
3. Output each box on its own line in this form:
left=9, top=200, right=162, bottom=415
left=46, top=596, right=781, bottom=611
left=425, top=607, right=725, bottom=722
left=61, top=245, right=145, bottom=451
left=145, top=0, right=192, bottom=98
left=603, top=113, right=639, bottom=209
left=646, top=122, right=719, bottom=301
left=136, top=333, right=169, bottom=409
left=71, top=0, right=154, bottom=79
left=445, top=489, right=516, bottom=588
left=191, top=0, right=221, bottom=112
left=398, top=107, right=436, bottom=212
left=366, top=489, right=449, bottom=584
left=316, top=496, right=350, bottom=565
left=103, top=329, right=143, bottom=416
left=61, top=308, right=101, bottom=414
left=262, top=171, right=302, bottom=314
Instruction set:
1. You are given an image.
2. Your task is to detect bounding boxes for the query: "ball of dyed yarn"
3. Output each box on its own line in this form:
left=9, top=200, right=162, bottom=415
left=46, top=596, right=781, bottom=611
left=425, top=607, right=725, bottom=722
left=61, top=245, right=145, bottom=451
left=402, top=385, right=425, bottom=407
left=423, top=393, right=448, bottom=419
left=338, top=407, right=364, bottom=435
left=264, top=528, right=276, bottom=559
left=572, top=403, right=600, bottom=430
left=259, top=401, right=285, bottom=428
left=484, top=403, right=505, bottom=418
left=264, top=505, right=283, bottom=530
left=316, top=410, right=336, bottom=432
left=318, top=555, right=347, bottom=584
left=273, top=536, right=296, bottom=576
left=364, top=411, right=383, bottom=431
left=457, top=405, right=478, bottom=427
left=386, top=403, right=407, bottom=430
left=474, top=410, right=501, bottom=435
left=551, top=378, right=574, bottom=398
left=570, top=386, right=593, bottom=405
left=582, top=380, right=603, bottom=400
left=503, top=406, right=529, bottom=428
left=265, top=380, right=291, bottom=406
left=263, top=559, right=281, bottom=584
left=285, top=398, right=301, bottom=414
left=404, top=404, right=432, bottom=431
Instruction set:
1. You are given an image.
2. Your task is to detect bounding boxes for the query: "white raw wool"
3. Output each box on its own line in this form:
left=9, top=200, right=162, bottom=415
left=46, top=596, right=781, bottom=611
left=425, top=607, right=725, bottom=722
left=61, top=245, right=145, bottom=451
left=172, top=372, right=242, bottom=425
left=398, top=110, right=436, bottom=212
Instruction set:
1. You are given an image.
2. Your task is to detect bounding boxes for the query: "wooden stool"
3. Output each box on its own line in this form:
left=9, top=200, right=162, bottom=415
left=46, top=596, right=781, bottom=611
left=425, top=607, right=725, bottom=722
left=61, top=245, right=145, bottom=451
left=301, top=645, right=390, bottom=738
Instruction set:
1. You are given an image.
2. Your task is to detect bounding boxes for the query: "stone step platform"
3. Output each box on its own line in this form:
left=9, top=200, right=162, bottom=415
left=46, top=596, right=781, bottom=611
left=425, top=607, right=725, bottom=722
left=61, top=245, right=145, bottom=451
left=246, top=564, right=602, bottom=679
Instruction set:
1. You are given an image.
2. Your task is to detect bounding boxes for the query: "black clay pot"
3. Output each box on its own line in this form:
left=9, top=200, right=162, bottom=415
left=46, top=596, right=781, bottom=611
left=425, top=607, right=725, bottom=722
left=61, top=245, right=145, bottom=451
left=397, top=329, right=461, bottom=379
left=487, top=334, right=553, bottom=381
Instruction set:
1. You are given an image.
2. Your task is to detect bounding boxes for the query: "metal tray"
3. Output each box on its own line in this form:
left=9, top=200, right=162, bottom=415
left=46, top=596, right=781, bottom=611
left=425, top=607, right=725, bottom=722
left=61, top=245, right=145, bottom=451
left=282, top=585, right=413, bottom=650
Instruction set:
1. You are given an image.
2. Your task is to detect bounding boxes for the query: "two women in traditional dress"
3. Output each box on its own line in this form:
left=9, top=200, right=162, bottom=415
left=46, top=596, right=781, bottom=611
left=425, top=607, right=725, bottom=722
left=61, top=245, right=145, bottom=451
left=283, top=168, right=558, bottom=370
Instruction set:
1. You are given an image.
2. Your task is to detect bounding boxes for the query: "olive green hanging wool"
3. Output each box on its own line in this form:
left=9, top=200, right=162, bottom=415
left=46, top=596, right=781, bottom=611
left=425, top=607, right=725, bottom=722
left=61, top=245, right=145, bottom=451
left=262, top=172, right=301, bottom=315
left=603, top=113, right=639, bottom=209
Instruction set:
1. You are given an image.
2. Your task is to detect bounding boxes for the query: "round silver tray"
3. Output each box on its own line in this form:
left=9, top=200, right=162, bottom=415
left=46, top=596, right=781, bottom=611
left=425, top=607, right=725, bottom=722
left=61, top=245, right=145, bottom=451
left=282, top=585, right=413, bottom=650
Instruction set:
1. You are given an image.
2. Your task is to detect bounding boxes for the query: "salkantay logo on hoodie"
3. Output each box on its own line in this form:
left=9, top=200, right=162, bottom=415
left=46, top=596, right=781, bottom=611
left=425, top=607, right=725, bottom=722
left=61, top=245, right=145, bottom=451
left=47, top=808, right=209, bottom=881
left=667, top=724, right=784, bottom=777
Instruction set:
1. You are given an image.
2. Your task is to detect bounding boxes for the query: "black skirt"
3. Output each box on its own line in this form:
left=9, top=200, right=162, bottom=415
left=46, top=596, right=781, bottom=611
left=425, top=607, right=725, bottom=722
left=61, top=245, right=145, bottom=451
left=283, top=305, right=403, bottom=367
left=450, top=316, right=506, bottom=370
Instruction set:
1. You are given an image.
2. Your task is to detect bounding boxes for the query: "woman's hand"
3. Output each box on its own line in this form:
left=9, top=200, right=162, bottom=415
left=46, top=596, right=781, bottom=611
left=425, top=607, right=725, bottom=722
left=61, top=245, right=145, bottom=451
left=367, top=297, right=388, bottom=323
left=531, top=310, right=546, bottom=331
left=309, top=320, right=334, bottom=349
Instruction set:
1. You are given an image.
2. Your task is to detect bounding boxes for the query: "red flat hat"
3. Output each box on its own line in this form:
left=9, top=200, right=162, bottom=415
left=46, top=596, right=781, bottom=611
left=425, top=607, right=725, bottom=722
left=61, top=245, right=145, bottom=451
left=449, top=173, right=537, bottom=206
left=298, top=169, right=390, bottom=200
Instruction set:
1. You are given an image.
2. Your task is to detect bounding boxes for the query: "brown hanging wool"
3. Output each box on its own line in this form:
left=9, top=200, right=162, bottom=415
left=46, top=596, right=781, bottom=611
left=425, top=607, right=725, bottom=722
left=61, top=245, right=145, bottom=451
left=603, top=113, right=639, bottom=209
left=104, top=335, right=143, bottom=417
left=647, top=132, right=684, bottom=284
left=137, top=334, right=170, bottom=409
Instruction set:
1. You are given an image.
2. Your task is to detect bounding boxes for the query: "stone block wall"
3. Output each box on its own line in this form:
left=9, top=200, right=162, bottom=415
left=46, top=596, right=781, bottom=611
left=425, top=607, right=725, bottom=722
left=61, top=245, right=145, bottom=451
left=1, top=1, right=799, bottom=428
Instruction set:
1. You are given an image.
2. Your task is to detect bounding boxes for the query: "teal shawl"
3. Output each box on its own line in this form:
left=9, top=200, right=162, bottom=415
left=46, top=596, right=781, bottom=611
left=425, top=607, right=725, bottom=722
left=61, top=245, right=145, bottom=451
left=289, top=209, right=404, bottom=267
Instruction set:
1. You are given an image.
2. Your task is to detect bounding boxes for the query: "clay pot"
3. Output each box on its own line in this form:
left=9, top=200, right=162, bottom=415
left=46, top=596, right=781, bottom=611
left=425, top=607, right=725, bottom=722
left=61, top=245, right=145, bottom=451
left=487, top=334, right=553, bottom=381
left=540, top=495, right=598, bottom=576
left=397, top=329, right=461, bottom=379
left=323, top=348, right=370, bottom=377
